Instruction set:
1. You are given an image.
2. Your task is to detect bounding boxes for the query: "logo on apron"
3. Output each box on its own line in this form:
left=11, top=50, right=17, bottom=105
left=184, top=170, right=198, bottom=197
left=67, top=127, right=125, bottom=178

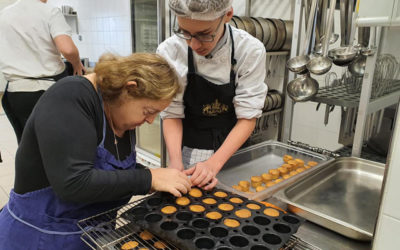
left=202, top=99, right=229, bottom=116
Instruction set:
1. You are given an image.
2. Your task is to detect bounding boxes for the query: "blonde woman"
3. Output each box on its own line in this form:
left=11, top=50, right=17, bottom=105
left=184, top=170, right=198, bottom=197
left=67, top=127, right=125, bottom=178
left=0, top=53, right=191, bottom=249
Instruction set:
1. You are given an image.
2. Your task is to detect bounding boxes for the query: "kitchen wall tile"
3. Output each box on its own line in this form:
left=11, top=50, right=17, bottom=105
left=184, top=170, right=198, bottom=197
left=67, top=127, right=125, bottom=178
left=373, top=215, right=400, bottom=250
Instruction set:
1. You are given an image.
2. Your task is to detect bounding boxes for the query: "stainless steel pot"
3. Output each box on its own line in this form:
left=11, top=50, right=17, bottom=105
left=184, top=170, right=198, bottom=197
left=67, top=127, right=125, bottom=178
left=271, top=19, right=286, bottom=51
left=250, top=17, right=264, bottom=42
left=281, top=20, right=293, bottom=51
left=240, top=16, right=256, bottom=37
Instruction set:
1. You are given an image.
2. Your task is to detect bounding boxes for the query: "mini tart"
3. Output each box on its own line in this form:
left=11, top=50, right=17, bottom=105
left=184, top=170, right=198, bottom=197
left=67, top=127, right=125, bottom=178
left=214, top=191, right=228, bottom=198
left=189, top=188, right=202, bottom=198
left=289, top=171, right=298, bottom=176
left=205, top=211, right=222, bottom=220
left=161, top=205, right=177, bottom=214
left=223, top=218, right=240, bottom=228
left=202, top=198, right=217, bottom=205
left=218, top=203, right=234, bottom=211
left=282, top=174, right=291, bottom=180
left=296, top=167, right=305, bottom=173
left=295, top=158, right=305, bottom=166
left=277, top=167, right=288, bottom=175
left=189, top=204, right=205, bottom=213
left=176, top=197, right=190, bottom=206
left=234, top=209, right=252, bottom=218
left=268, top=169, right=280, bottom=177
left=275, top=179, right=283, bottom=184
left=259, top=201, right=287, bottom=214
left=283, top=154, right=293, bottom=163
left=139, top=230, right=153, bottom=241
left=305, top=165, right=311, bottom=169
left=256, top=186, right=266, bottom=192
left=238, top=180, right=250, bottom=188
left=251, top=181, right=262, bottom=188
left=232, top=185, right=244, bottom=191
left=154, top=241, right=167, bottom=249
left=287, top=160, right=298, bottom=168
left=246, top=203, right=261, bottom=210
left=251, top=176, right=262, bottom=183
left=261, top=173, right=273, bottom=183
left=264, top=208, right=280, bottom=217
left=308, top=161, right=318, bottom=167
left=266, top=181, right=275, bottom=187
left=281, top=163, right=293, bottom=171
left=229, top=197, right=244, bottom=204
left=121, top=241, right=139, bottom=250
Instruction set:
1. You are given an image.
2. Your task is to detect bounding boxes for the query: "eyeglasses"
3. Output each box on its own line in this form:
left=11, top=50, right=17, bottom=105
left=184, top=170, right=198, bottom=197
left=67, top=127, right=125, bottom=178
left=173, top=16, right=225, bottom=42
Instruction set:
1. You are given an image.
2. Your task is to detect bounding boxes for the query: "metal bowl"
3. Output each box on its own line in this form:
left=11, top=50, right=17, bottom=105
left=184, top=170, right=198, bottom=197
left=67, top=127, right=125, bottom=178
left=361, top=46, right=377, bottom=56
left=286, top=55, right=310, bottom=74
left=328, top=47, right=358, bottom=66
left=287, top=74, right=319, bottom=102
left=307, top=56, right=333, bottom=75
left=348, top=55, right=366, bottom=77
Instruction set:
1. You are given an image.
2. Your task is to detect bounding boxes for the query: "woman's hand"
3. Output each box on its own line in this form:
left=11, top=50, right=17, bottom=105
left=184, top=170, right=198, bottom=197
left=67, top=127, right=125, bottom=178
left=150, top=168, right=191, bottom=197
left=184, top=161, right=219, bottom=190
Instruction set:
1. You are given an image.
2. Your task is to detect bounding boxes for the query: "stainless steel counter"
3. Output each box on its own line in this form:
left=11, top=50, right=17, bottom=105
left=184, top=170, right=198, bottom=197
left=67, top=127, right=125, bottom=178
left=294, top=221, right=372, bottom=250
left=266, top=197, right=372, bottom=250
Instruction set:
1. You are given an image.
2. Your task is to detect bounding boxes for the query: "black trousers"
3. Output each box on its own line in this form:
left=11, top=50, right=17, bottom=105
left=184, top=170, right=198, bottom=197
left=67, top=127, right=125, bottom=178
left=1, top=90, right=45, bottom=143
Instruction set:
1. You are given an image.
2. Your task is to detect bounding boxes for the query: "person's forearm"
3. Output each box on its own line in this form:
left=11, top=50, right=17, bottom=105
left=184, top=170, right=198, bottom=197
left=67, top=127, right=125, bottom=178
left=163, top=118, right=183, bottom=164
left=208, top=118, right=256, bottom=172
left=53, top=35, right=83, bottom=72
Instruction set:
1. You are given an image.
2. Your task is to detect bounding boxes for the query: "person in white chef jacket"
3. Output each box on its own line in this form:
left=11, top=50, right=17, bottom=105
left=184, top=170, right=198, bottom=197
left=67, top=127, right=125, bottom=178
left=0, top=0, right=85, bottom=143
left=157, top=0, right=268, bottom=190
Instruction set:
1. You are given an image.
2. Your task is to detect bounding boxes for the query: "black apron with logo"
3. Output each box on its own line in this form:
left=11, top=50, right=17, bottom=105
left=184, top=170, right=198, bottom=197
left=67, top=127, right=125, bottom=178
left=183, top=26, right=237, bottom=151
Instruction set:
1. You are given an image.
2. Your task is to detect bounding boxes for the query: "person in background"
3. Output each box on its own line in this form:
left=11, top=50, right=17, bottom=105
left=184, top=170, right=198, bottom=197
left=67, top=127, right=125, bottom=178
left=157, top=0, right=268, bottom=190
left=0, top=0, right=85, bottom=143
left=0, top=52, right=191, bottom=249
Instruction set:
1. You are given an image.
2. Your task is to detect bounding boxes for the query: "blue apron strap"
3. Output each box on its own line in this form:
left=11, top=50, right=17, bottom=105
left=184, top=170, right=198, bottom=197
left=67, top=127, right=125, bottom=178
left=96, top=87, right=107, bottom=147
left=6, top=203, right=83, bottom=235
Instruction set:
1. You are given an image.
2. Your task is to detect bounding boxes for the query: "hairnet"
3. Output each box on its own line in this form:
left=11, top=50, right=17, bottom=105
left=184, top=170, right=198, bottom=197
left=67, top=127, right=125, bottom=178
left=169, top=0, right=233, bottom=21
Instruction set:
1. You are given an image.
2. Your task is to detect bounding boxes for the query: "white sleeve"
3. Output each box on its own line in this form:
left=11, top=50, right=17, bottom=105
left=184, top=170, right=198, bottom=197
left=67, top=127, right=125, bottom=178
left=233, top=44, right=268, bottom=119
left=157, top=39, right=186, bottom=120
left=48, top=7, right=72, bottom=38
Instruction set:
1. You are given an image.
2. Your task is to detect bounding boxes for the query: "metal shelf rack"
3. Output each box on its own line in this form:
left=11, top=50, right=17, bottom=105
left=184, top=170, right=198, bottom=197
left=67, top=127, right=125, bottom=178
left=311, top=81, right=400, bottom=112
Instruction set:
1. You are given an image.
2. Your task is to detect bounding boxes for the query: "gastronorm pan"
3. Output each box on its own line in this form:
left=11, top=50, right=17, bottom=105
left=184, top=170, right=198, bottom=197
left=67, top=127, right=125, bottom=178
left=216, top=140, right=332, bottom=201
left=274, top=157, right=384, bottom=241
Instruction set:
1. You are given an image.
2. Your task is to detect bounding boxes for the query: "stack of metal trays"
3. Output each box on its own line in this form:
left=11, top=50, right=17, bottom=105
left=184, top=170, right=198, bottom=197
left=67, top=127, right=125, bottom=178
left=274, top=157, right=384, bottom=241
left=216, top=140, right=332, bottom=201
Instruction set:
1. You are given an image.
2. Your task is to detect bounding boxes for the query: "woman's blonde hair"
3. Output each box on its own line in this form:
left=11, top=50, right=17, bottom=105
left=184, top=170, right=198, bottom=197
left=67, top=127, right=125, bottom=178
left=94, top=53, right=180, bottom=102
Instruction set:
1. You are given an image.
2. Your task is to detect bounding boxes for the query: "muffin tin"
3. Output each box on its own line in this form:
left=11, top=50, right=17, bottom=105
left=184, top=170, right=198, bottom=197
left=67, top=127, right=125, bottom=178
left=121, top=189, right=302, bottom=250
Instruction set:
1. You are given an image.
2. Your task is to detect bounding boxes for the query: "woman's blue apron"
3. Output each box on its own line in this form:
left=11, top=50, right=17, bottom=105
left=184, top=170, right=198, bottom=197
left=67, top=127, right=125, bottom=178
left=0, top=89, right=137, bottom=250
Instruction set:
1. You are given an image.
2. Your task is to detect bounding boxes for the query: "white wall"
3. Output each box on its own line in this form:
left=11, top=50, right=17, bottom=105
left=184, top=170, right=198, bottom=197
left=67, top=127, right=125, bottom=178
left=49, top=0, right=132, bottom=63
left=373, top=104, right=400, bottom=249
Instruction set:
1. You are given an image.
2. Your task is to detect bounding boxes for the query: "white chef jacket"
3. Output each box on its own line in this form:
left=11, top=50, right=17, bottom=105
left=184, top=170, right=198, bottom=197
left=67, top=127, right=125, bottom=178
left=157, top=24, right=268, bottom=167
left=157, top=24, right=268, bottom=120
left=0, top=0, right=72, bottom=92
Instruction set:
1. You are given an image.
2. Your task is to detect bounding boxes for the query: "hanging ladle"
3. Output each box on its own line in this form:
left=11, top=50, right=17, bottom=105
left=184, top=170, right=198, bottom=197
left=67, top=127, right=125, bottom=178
left=307, top=0, right=336, bottom=75
left=286, top=0, right=318, bottom=74
left=287, top=73, right=319, bottom=102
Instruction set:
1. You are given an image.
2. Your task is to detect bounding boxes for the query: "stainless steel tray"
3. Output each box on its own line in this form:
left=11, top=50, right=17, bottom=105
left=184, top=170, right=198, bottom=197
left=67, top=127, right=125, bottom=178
left=274, top=157, right=384, bottom=241
left=216, top=140, right=332, bottom=201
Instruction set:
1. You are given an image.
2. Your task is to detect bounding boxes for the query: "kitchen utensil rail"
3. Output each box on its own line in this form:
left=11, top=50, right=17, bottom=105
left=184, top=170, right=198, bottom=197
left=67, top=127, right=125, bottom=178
left=286, top=140, right=340, bottom=158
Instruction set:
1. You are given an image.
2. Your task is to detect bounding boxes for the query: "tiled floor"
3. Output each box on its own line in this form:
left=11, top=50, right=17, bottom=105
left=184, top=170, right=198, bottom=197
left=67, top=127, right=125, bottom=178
left=0, top=112, right=18, bottom=207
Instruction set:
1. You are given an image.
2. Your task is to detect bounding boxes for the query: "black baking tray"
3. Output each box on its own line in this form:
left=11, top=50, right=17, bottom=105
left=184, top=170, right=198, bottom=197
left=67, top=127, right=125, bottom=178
left=121, top=189, right=303, bottom=250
